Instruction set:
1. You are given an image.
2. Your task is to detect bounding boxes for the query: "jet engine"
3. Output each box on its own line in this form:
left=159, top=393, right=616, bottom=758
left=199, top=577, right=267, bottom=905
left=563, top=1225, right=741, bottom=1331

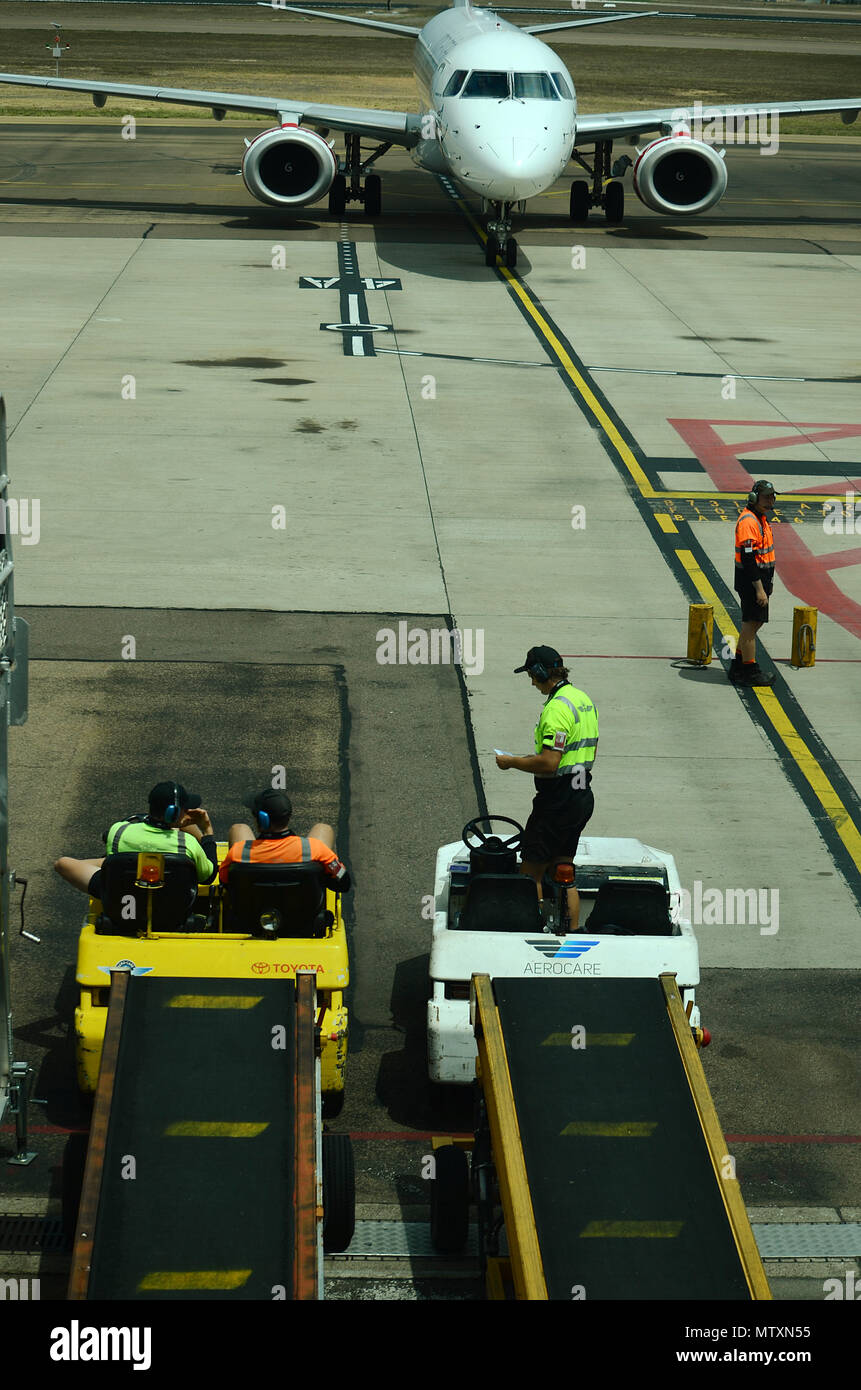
left=241, top=126, right=337, bottom=208
left=632, top=134, right=727, bottom=216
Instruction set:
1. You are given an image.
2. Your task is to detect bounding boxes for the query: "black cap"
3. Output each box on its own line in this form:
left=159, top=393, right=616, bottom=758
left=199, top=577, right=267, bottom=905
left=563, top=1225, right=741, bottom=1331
left=514, top=645, right=563, bottom=674
left=148, top=782, right=201, bottom=817
left=751, top=480, right=777, bottom=498
left=251, top=789, right=293, bottom=823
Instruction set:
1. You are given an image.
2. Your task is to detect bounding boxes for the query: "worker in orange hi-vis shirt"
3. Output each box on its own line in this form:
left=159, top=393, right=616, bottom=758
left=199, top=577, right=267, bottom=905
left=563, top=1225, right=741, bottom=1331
left=730, top=480, right=777, bottom=688
left=218, top=788, right=351, bottom=889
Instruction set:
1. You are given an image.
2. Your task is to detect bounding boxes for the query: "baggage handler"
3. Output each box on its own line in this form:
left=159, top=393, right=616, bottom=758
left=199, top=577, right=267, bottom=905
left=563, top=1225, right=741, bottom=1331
left=219, top=788, right=351, bottom=890
left=731, top=480, right=777, bottom=687
left=54, top=780, right=218, bottom=896
left=495, top=646, right=597, bottom=930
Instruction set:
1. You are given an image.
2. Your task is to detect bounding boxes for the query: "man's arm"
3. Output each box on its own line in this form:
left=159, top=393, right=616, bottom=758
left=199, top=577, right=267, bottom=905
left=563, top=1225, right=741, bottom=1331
left=496, top=748, right=563, bottom=775
left=182, top=808, right=218, bottom=883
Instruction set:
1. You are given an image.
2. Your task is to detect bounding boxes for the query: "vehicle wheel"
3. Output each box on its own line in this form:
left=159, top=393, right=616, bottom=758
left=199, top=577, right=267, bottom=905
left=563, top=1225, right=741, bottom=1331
left=322, top=1088, right=344, bottom=1119
left=62, top=1132, right=89, bottom=1247
left=505, top=237, right=518, bottom=269
left=569, top=179, right=590, bottom=223
left=430, top=1143, right=470, bottom=1254
left=484, top=233, right=499, bottom=266
left=322, top=1133, right=355, bottom=1253
left=604, top=180, right=624, bottom=224
left=364, top=172, right=382, bottom=217
left=328, top=173, right=346, bottom=217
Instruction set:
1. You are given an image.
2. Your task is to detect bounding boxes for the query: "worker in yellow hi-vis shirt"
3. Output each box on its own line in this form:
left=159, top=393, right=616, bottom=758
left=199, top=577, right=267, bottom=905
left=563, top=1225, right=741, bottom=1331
left=496, top=646, right=598, bottom=930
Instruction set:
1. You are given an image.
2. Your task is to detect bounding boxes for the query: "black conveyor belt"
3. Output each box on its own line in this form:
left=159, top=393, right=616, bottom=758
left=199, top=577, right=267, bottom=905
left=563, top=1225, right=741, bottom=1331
left=88, top=976, right=297, bottom=1300
left=494, top=977, right=752, bottom=1301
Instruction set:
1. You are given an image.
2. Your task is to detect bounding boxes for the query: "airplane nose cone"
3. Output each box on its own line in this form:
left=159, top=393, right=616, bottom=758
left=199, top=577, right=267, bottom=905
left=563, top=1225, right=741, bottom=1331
left=447, top=114, right=569, bottom=200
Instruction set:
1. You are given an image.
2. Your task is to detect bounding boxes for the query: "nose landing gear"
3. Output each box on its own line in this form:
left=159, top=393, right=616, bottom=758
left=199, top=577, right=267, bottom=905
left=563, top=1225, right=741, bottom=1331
left=485, top=201, right=518, bottom=269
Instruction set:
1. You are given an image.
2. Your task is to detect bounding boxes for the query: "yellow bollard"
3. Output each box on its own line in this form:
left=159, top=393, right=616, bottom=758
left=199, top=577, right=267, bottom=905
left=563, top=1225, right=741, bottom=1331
left=687, top=604, right=713, bottom=665
left=791, top=606, right=817, bottom=668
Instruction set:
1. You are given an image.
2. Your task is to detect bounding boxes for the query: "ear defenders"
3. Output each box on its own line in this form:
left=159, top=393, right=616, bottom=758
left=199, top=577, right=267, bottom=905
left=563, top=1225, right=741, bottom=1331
left=163, top=783, right=182, bottom=826
left=257, top=809, right=270, bottom=831
left=748, top=480, right=776, bottom=507
left=528, top=660, right=550, bottom=682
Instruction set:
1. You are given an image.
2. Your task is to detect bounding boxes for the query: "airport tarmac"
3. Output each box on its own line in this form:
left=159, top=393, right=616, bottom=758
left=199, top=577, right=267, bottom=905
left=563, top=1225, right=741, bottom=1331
left=0, top=121, right=859, bottom=1301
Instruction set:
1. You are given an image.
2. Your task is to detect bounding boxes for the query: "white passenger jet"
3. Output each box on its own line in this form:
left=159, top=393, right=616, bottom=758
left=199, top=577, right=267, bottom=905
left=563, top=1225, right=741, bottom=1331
left=1, top=1, right=859, bottom=267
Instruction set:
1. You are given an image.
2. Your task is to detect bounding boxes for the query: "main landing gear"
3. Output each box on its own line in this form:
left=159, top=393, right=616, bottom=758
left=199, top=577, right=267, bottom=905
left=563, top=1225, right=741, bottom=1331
left=328, top=132, right=391, bottom=217
left=568, top=139, right=631, bottom=226
left=484, top=200, right=518, bottom=269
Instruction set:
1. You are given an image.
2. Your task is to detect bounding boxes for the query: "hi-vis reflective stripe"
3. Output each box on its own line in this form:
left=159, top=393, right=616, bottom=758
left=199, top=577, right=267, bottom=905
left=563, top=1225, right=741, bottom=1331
left=164, top=1122, right=268, bottom=1138
left=139, top=1270, right=252, bottom=1290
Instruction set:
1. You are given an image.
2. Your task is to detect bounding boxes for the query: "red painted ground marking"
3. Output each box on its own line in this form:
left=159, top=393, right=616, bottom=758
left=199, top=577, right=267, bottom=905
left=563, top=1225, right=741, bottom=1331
left=670, top=419, right=861, bottom=494
left=3, top=1125, right=859, bottom=1144
left=669, top=419, right=861, bottom=641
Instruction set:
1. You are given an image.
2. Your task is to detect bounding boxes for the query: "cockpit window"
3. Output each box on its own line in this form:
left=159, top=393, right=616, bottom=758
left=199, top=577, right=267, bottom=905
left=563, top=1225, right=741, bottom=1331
left=512, top=73, right=559, bottom=101
left=443, top=69, right=468, bottom=98
left=552, top=72, right=573, bottom=100
left=462, top=71, right=510, bottom=99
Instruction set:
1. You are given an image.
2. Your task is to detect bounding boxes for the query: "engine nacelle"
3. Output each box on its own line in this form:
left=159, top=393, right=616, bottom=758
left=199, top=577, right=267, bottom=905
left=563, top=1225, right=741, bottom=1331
left=633, top=134, right=728, bottom=216
left=241, top=125, right=337, bottom=208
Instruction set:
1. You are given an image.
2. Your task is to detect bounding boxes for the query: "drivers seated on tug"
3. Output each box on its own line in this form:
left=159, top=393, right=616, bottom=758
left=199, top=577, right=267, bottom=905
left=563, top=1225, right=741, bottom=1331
left=219, top=789, right=351, bottom=936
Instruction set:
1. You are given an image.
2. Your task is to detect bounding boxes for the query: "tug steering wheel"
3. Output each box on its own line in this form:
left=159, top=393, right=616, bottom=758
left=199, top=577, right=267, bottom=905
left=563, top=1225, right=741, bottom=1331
left=461, top=815, right=524, bottom=854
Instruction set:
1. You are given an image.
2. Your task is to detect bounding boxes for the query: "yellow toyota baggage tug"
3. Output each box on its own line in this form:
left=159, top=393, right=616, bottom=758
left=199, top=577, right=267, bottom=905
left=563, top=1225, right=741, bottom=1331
left=74, top=842, right=350, bottom=1115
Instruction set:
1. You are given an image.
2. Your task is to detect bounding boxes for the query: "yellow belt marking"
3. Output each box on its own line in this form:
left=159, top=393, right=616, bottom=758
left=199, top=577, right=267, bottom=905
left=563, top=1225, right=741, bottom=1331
left=562, top=1121, right=657, bottom=1137
left=542, top=1032, right=635, bottom=1047
left=581, top=1221, right=684, bottom=1238
left=139, top=1270, right=252, bottom=1290
left=164, top=1122, right=268, bottom=1138
left=167, top=994, right=263, bottom=1009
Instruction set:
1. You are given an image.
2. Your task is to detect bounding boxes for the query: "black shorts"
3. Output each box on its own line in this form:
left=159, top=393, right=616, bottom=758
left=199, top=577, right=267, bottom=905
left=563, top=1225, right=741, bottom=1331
left=521, top=785, right=594, bottom=865
left=88, top=870, right=103, bottom=900
left=736, top=578, right=772, bottom=623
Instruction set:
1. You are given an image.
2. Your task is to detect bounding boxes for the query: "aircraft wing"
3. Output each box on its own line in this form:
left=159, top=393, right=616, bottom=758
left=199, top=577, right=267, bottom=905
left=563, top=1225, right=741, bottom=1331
left=0, top=73, right=421, bottom=147
left=256, top=3, right=420, bottom=35
left=523, top=12, right=660, bottom=36
left=576, top=98, right=861, bottom=145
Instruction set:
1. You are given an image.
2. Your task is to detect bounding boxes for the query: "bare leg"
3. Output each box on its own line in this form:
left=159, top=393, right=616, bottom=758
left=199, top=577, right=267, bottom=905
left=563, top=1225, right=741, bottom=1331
left=566, top=885, right=581, bottom=932
left=519, top=860, right=547, bottom=901
left=738, top=619, right=763, bottom=664
left=309, top=822, right=336, bottom=851
left=54, top=856, right=104, bottom=894
left=228, top=822, right=256, bottom=846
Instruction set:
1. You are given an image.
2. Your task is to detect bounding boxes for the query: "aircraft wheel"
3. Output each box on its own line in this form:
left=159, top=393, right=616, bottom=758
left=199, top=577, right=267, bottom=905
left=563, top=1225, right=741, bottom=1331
left=569, top=179, right=590, bottom=223
left=604, top=180, right=624, bottom=224
left=505, top=237, right=518, bottom=269
left=328, top=173, right=346, bottom=217
left=430, top=1144, right=471, bottom=1254
left=322, top=1133, right=356, bottom=1253
left=364, top=172, right=382, bottom=217
left=485, top=233, right=499, bottom=266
